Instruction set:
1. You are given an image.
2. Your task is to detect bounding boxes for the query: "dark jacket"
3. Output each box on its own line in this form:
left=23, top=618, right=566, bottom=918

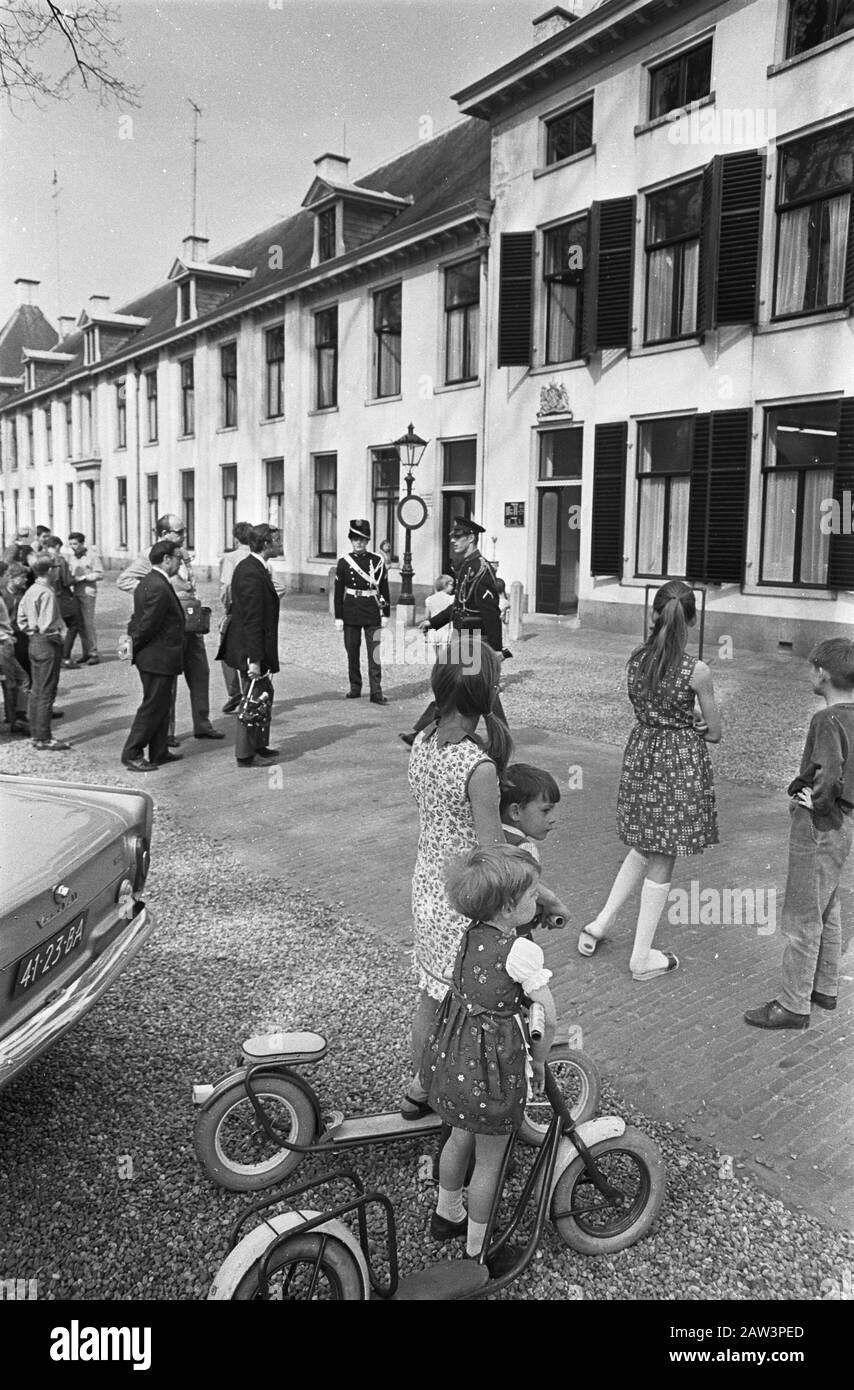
left=334, top=550, right=390, bottom=626
left=217, top=554, right=280, bottom=673
left=130, top=568, right=186, bottom=675
left=429, top=549, right=503, bottom=652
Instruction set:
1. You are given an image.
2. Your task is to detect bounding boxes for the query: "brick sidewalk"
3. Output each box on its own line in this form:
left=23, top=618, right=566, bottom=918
left=51, top=583, right=854, bottom=1230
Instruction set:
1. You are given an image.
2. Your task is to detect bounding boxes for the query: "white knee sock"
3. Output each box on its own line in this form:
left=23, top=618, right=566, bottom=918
left=586, top=849, right=648, bottom=937
left=466, top=1218, right=488, bottom=1258
left=436, top=1185, right=465, bottom=1223
left=629, top=879, right=672, bottom=974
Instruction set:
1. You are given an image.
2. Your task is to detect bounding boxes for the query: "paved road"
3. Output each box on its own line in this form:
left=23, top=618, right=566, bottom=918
left=46, top=583, right=854, bottom=1231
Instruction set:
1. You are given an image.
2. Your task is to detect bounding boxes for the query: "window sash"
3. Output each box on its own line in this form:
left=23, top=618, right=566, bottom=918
left=649, top=39, right=712, bottom=120
left=45, top=409, right=52, bottom=460
left=314, top=453, right=337, bottom=557
left=181, top=360, right=195, bottom=435
left=315, top=310, right=338, bottom=408
left=318, top=208, right=336, bottom=261
left=116, top=384, right=127, bottom=449
left=646, top=240, right=700, bottom=341
left=760, top=403, right=839, bottom=585
left=546, top=100, right=594, bottom=164
left=374, top=287, right=402, bottom=397
left=445, top=303, right=479, bottom=382
left=775, top=193, right=850, bottom=314
left=786, top=0, right=854, bottom=57
left=265, top=328, right=284, bottom=417
left=636, top=475, right=690, bottom=577
left=221, top=345, right=237, bottom=427
left=146, top=373, right=158, bottom=441
left=117, top=478, right=128, bottom=548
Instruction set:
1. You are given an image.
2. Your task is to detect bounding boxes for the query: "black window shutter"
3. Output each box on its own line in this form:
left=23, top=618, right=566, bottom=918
left=686, top=414, right=711, bottom=579
left=584, top=197, right=635, bottom=351
left=705, top=409, right=752, bottom=583
left=698, top=152, right=764, bottom=329
left=844, top=191, right=854, bottom=307
left=497, top=232, right=534, bottom=367
left=590, top=422, right=627, bottom=576
left=828, top=399, right=854, bottom=588
left=716, top=151, right=765, bottom=325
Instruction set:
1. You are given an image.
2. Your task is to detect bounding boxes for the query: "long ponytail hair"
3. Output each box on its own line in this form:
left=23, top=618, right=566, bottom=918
left=629, top=580, right=696, bottom=696
left=431, top=636, right=513, bottom=776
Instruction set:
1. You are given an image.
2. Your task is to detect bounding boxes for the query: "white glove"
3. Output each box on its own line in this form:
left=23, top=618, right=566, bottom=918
left=334, top=619, right=343, bottom=631
left=381, top=617, right=389, bottom=629
left=418, top=620, right=431, bottom=636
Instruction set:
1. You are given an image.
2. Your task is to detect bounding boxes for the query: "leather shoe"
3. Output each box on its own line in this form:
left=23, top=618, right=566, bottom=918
left=811, top=989, right=837, bottom=1011
left=236, top=756, right=258, bottom=767
left=429, top=1212, right=467, bottom=1242
left=744, top=999, right=809, bottom=1030
left=51, top=710, right=64, bottom=719
left=122, top=758, right=158, bottom=772
left=195, top=727, right=225, bottom=739
left=345, top=691, right=361, bottom=699
left=222, top=696, right=241, bottom=713
left=155, top=752, right=184, bottom=764
left=399, top=732, right=415, bottom=747
left=370, top=695, right=389, bottom=705
left=255, top=747, right=278, bottom=757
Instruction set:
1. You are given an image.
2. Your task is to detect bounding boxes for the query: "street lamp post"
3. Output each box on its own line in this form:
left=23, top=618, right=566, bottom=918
left=392, top=423, right=429, bottom=621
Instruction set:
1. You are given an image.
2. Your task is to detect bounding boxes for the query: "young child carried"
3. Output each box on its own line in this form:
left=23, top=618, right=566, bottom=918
left=500, top=762, right=569, bottom=934
left=421, top=846, right=557, bottom=1263
left=745, top=638, right=854, bottom=1030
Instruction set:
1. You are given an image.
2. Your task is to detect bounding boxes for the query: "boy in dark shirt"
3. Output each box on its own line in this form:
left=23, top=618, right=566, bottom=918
left=745, top=638, right=854, bottom=1030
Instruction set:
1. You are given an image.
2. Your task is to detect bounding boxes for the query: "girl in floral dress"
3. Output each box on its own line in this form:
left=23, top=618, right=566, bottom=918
left=578, top=580, right=722, bottom=981
left=401, top=637, right=511, bottom=1119
left=421, top=847, right=556, bottom=1259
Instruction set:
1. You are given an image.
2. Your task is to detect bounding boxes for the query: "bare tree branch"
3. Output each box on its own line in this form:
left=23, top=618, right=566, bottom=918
left=0, top=0, right=141, bottom=109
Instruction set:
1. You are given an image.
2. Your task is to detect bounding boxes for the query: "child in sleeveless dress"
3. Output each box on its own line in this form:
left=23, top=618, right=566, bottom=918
left=421, top=846, right=556, bottom=1261
left=578, top=580, right=722, bottom=981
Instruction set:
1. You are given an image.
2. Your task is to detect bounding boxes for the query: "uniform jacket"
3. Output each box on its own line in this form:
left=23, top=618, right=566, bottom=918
left=429, top=549, right=503, bottom=652
left=334, top=551, right=390, bottom=626
left=130, top=568, right=186, bottom=675
left=217, top=553, right=280, bottom=674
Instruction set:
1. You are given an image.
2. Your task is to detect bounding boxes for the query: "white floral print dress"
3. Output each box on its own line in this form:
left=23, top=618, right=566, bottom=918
left=408, top=729, right=496, bottom=1001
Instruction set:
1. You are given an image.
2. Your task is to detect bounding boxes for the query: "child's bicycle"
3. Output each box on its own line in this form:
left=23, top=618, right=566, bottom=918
left=193, top=1023, right=602, bottom=1193
left=207, top=1061, right=665, bottom=1301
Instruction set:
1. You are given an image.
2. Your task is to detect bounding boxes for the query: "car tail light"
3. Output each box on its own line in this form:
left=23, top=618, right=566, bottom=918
left=129, top=836, right=150, bottom=893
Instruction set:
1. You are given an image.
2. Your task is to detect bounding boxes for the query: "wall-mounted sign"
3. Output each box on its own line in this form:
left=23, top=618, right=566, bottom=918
left=504, top=502, right=525, bottom=528
left=396, top=494, right=428, bottom=530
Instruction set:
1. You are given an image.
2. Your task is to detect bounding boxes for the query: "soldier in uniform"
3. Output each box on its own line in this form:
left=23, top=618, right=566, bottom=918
left=401, top=517, right=507, bottom=743
left=333, top=519, right=391, bottom=704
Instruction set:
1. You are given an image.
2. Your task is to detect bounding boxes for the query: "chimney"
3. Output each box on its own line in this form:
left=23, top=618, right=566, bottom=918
left=313, top=152, right=350, bottom=184
left=15, top=278, right=40, bottom=306
left=58, top=315, right=76, bottom=339
left=532, top=5, right=582, bottom=43
left=89, top=294, right=110, bottom=314
left=182, top=235, right=210, bottom=262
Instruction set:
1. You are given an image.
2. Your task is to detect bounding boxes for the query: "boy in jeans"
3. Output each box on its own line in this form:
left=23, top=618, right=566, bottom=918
left=745, top=638, right=854, bottom=1030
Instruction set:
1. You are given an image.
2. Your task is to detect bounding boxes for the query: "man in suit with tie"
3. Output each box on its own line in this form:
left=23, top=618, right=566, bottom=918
left=121, top=541, right=186, bottom=772
left=217, top=523, right=281, bottom=767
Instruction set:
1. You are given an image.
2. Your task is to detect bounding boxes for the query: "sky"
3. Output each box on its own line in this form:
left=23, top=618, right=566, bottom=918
left=0, top=0, right=539, bottom=328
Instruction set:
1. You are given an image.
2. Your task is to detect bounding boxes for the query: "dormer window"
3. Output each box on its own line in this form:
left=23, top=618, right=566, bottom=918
left=317, top=207, right=338, bottom=262
left=24, top=362, right=35, bottom=392
left=178, top=280, right=195, bottom=324
left=83, top=327, right=100, bottom=365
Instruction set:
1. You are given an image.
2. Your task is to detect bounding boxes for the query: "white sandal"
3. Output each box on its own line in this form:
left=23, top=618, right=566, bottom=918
left=577, top=925, right=606, bottom=957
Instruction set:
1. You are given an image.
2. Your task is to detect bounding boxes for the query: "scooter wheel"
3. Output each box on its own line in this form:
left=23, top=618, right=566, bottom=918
left=194, top=1076, right=316, bottom=1191
left=551, top=1126, right=665, bottom=1255
left=519, top=1046, right=601, bottom=1147
left=231, top=1232, right=366, bottom=1301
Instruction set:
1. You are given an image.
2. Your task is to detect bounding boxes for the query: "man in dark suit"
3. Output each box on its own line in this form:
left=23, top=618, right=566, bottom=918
left=217, top=523, right=281, bottom=768
left=333, top=519, right=391, bottom=704
left=121, top=541, right=186, bottom=772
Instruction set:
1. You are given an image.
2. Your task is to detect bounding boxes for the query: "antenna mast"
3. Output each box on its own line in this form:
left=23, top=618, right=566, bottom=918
left=187, top=99, right=203, bottom=239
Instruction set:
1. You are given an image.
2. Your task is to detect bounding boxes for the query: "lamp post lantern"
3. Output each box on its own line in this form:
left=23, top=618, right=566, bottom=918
left=392, top=423, right=429, bottom=620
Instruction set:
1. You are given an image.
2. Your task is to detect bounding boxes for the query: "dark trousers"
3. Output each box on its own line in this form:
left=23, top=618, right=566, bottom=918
left=0, top=642, right=29, bottom=722
left=169, top=632, right=211, bottom=735
left=235, top=672, right=273, bottom=761
left=123, top=670, right=174, bottom=764
left=60, top=595, right=83, bottom=660
left=343, top=623, right=382, bottom=696
left=27, top=633, right=63, bottom=741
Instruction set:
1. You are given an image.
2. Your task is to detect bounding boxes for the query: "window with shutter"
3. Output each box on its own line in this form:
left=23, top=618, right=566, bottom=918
left=699, top=152, right=766, bottom=329
left=828, top=399, right=854, bottom=588
left=590, top=421, right=627, bottom=575
left=583, top=198, right=636, bottom=352
left=497, top=233, right=534, bottom=367
left=686, top=410, right=751, bottom=583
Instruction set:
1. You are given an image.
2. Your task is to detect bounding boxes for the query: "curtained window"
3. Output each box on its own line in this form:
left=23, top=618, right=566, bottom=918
left=315, top=307, right=338, bottom=409
left=543, top=217, right=587, bottom=363
left=649, top=39, right=712, bottom=121
left=545, top=99, right=593, bottom=164
left=645, top=178, right=702, bottom=343
left=444, top=260, right=480, bottom=383
left=786, top=0, right=854, bottom=57
left=760, top=401, right=839, bottom=585
left=774, top=121, right=853, bottom=315
left=636, top=417, right=694, bottom=577
left=373, top=285, right=402, bottom=398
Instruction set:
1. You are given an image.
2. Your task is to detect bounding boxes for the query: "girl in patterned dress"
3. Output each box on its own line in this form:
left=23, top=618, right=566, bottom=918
left=578, top=580, right=722, bottom=981
left=401, top=637, right=511, bottom=1119
left=421, top=847, right=556, bottom=1258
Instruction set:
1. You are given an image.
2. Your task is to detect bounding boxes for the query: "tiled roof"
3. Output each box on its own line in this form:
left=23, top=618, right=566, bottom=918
left=0, top=304, right=58, bottom=380
left=2, top=118, right=490, bottom=408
